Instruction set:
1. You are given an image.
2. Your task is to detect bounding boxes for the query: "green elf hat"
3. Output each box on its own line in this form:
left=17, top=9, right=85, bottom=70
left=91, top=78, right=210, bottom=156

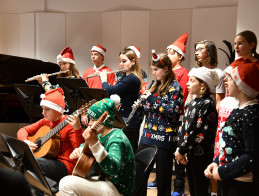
left=88, top=94, right=120, bottom=127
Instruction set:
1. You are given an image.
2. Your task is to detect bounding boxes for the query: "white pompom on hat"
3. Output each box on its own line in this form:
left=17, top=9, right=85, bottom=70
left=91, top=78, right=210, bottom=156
left=91, top=45, right=106, bottom=57
left=167, top=33, right=189, bottom=57
left=189, top=67, right=219, bottom=93
left=57, top=47, right=75, bottom=65
left=40, top=88, right=65, bottom=114
left=127, top=45, right=141, bottom=58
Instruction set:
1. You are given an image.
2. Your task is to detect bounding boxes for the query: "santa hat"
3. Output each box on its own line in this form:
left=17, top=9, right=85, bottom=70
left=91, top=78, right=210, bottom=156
left=189, top=67, right=219, bottom=93
left=167, top=33, right=188, bottom=57
left=40, top=88, right=65, bottom=114
left=224, top=57, right=252, bottom=75
left=230, top=62, right=259, bottom=98
left=57, top=47, right=75, bottom=65
left=88, top=94, right=120, bottom=127
left=91, top=45, right=106, bottom=57
left=152, top=49, right=165, bottom=65
left=127, top=45, right=141, bottom=58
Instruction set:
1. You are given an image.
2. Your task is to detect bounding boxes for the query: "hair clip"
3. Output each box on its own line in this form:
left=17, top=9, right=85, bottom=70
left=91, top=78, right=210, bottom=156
left=152, top=49, right=165, bottom=65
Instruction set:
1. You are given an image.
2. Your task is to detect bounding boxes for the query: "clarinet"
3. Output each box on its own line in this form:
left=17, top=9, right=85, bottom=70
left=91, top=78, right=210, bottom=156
left=125, top=80, right=154, bottom=126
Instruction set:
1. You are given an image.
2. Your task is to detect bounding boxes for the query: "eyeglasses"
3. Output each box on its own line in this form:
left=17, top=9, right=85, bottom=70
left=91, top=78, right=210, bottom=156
left=195, top=47, right=206, bottom=53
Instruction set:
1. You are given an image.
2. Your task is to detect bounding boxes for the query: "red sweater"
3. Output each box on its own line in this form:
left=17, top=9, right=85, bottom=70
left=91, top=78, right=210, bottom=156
left=17, top=115, right=84, bottom=175
left=173, top=66, right=189, bottom=115
left=83, top=65, right=115, bottom=88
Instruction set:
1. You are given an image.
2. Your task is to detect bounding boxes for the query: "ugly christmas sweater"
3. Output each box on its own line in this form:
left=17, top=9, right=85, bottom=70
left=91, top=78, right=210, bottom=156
left=139, top=79, right=183, bottom=149
left=178, top=94, right=218, bottom=156
left=81, top=128, right=135, bottom=196
left=214, top=101, right=259, bottom=182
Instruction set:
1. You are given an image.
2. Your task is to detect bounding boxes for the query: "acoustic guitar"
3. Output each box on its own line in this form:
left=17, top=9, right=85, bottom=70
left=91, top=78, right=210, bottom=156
left=28, top=100, right=96, bottom=159
left=72, top=111, right=108, bottom=178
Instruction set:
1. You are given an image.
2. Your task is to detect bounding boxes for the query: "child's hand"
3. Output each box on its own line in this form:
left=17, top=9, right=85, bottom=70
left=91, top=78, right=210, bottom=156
left=204, top=162, right=218, bottom=178
left=70, top=147, right=83, bottom=159
left=82, top=126, right=98, bottom=147
left=212, top=166, right=221, bottom=180
left=66, top=115, right=81, bottom=130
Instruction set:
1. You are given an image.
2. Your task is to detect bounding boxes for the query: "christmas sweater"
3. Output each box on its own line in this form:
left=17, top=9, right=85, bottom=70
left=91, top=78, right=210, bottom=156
left=178, top=94, right=218, bottom=156
left=214, top=96, right=239, bottom=158
left=83, top=65, right=115, bottom=88
left=17, top=116, right=84, bottom=175
left=102, top=73, right=141, bottom=129
left=214, top=102, right=259, bottom=181
left=83, top=128, right=135, bottom=196
left=139, top=79, right=183, bottom=149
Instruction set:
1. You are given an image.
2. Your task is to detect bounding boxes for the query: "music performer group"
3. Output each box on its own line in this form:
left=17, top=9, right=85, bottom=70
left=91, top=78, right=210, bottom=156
left=15, top=30, right=259, bottom=196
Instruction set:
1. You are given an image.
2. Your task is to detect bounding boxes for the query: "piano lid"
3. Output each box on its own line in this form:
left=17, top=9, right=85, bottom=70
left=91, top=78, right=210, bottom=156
left=0, top=53, right=60, bottom=85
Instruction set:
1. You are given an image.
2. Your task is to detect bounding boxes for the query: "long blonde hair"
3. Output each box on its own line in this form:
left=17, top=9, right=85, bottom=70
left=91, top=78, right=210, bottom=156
left=150, top=53, right=175, bottom=96
left=120, top=48, right=143, bottom=90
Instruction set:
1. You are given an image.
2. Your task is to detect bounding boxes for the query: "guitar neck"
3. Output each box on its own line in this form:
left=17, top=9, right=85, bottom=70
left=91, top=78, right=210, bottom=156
left=40, top=119, right=68, bottom=144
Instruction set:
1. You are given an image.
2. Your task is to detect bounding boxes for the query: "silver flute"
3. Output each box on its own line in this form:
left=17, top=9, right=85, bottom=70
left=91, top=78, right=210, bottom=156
left=125, top=80, right=154, bottom=126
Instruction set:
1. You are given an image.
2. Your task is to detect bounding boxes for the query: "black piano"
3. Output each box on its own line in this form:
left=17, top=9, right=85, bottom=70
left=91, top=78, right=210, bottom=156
left=0, top=54, right=60, bottom=123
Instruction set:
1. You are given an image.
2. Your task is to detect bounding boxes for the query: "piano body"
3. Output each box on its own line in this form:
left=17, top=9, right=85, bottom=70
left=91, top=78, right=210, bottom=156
left=0, top=54, right=60, bottom=123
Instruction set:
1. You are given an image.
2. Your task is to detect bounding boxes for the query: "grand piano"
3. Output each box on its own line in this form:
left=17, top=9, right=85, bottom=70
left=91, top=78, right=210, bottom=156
left=0, top=54, right=60, bottom=123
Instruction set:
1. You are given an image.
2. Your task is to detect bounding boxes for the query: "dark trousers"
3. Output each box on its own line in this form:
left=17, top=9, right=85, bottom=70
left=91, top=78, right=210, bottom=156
left=124, top=127, right=140, bottom=153
left=186, top=152, right=212, bottom=196
left=173, top=160, right=186, bottom=192
left=220, top=180, right=256, bottom=196
left=137, top=143, right=176, bottom=196
left=36, top=157, right=68, bottom=194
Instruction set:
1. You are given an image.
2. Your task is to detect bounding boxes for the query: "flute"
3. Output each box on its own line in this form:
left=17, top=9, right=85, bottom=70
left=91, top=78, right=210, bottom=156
left=85, top=68, right=129, bottom=79
left=125, top=80, right=155, bottom=126
left=25, top=70, right=69, bottom=82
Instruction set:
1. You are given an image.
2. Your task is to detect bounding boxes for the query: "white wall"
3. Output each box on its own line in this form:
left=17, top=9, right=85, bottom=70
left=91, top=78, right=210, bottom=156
left=191, top=7, right=238, bottom=70
left=0, top=7, right=238, bottom=81
left=237, top=0, right=259, bottom=51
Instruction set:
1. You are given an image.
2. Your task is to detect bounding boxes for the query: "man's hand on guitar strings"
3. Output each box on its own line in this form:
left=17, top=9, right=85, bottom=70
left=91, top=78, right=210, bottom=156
left=23, top=139, right=38, bottom=152
left=69, top=147, right=83, bottom=159
left=66, top=115, right=81, bottom=130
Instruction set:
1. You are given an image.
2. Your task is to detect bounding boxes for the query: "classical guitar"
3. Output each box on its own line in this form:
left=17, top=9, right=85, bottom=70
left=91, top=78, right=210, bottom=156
left=28, top=100, right=96, bottom=159
left=72, top=111, right=108, bottom=178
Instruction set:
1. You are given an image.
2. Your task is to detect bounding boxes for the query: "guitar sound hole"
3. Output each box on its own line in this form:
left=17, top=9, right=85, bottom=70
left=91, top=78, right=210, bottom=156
left=35, top=139, right=42, bottom=151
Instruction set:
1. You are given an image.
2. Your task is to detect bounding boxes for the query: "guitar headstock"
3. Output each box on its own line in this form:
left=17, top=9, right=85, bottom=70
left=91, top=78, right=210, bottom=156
left=75, top=99, right=97, bottom=116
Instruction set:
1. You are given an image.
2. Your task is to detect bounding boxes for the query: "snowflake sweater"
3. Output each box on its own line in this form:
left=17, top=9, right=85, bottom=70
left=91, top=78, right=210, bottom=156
left=82, top=128, right=135, bottom=196
left=214, top=101, right=259, bottom=181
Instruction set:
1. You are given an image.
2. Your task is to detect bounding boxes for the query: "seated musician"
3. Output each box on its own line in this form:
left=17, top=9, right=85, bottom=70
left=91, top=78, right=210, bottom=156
left=17, top=88, right=84, bottom=193
left=59, top=95, right=135, bottom=196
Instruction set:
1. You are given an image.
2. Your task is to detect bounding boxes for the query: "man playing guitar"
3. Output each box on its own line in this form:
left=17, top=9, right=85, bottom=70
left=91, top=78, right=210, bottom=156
left=17, top=88, right=85, bottom=193
left=59, top=95, right=135, bottom=196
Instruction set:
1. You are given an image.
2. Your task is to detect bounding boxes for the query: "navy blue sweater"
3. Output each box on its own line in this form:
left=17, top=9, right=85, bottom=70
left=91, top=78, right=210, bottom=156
left=102, top=73, right=140, bottom=129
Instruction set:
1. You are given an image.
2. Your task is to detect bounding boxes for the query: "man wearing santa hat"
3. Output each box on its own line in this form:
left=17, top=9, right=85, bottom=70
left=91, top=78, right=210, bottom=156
left=82, top=45, right=115, bottom=89
left=81, top=45, right=116, bottom=126
left=17, top=88, right=84, bottom=194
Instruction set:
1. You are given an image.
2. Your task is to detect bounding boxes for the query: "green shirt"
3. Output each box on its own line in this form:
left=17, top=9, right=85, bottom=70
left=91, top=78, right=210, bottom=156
left=84, top=128, right=136, bottom=196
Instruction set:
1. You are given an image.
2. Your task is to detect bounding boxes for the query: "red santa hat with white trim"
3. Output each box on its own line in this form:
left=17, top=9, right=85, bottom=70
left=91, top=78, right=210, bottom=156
left=40, top=88, right=65, bottom=114
left=57, top=47, right=75, bottom=65
left=230, top=61, right=259, bottom=98
left=127, top=45, right=141, bottom=58
left=91, top=45, right=106, bottom=57
left=167, top=33, right=188, bottom=57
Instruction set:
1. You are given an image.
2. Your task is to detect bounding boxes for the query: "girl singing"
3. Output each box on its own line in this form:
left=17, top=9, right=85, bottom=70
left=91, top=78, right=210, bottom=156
left=137, top=50, right=183, bottom=196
